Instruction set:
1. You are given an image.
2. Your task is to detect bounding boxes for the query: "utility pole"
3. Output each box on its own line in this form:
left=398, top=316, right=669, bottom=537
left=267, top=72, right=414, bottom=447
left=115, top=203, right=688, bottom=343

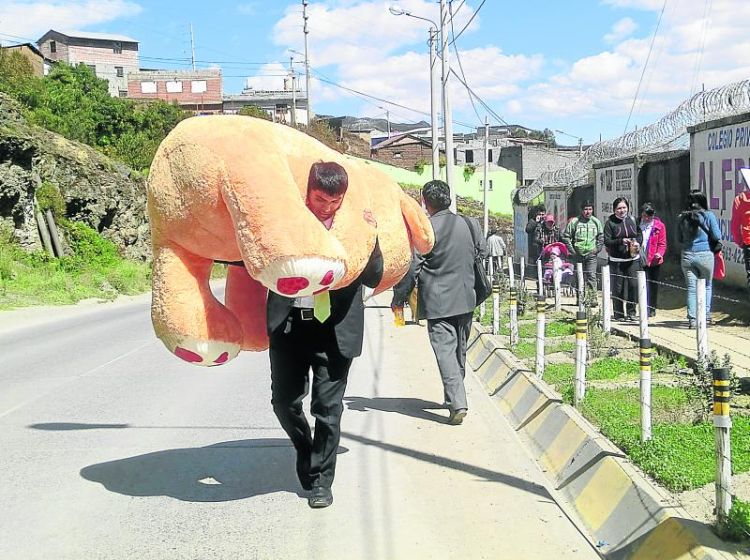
left=483, top=116, right=489, bottom=236
left=289, top=56, right=297, bottom=126
left=429, top=28, right=440, bottom=179
left=302, top=0, right=313, bottom=122
left=578, top=137, right=582, bottom=156
left=386, top=109, right=391, bottom=138
left=190, top=23, right=196, bottom=71
left=439, top=0, right=456, bottom=212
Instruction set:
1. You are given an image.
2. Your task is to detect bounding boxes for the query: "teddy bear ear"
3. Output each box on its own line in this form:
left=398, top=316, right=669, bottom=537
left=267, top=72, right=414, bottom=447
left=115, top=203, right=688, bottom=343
left=399, top=191, right=434, bottom=254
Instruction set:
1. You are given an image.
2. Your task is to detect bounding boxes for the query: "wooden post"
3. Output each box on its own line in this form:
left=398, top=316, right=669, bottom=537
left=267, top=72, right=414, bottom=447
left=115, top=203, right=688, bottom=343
left=492, top=279, right=500, bottom=335
left=35, top=209, right=54, bottom=257
left=537, top=259, right=543, bottom=297
left=574, top=311, right=587, bottom=407
left=696, top=278, right=708, bottom=361
left=509, top=287, right=519, bottom=348
left=576, top=262, right=585, bottom=312
left=45, top=209, right=63, bottom=257
left=535, top=295, right=546, bottom=378
left=640, top=338, right=653, bottom=441
left=713, top=366, right=732, bottom=524
left=602, top=264, right=611, bottom=334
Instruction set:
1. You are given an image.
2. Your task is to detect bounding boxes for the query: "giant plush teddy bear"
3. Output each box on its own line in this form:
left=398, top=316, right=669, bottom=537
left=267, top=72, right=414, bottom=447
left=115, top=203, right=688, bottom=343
left=147, top=115, right=434, bottom=366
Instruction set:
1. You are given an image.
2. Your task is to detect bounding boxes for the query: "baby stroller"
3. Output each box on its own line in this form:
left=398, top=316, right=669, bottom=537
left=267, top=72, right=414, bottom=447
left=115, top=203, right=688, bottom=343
left=540, top=242, right=575, bottom=298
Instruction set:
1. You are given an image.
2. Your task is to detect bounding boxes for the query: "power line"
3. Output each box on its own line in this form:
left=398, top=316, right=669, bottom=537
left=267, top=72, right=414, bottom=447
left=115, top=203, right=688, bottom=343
left=449, top=0, right=482, bottom=124
left=450, top=68, right=509, bottom=126
left=449, top=0, right=486, bottom=46
left=623, top=0, right=668, bottom=135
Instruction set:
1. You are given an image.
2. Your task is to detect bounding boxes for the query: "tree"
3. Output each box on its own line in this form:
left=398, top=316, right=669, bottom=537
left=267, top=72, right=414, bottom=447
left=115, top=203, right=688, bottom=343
left=238, top=105, right=271, bottom=120
left=0, top=49, right=36, bottom=95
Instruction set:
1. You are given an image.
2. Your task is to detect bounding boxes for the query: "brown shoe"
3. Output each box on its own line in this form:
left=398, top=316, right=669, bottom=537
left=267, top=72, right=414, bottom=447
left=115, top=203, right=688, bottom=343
left=448, top=409, right=467, bottom=425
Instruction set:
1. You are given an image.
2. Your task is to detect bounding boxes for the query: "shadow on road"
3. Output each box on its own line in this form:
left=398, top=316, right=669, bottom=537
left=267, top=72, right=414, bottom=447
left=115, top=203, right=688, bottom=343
left=344, top=396, right=446, bottom=423
left=78, top=438, right=348, bottom=502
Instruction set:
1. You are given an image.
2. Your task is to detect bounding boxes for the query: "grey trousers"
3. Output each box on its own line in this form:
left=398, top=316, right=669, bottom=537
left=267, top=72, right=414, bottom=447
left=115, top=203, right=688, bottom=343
left=427, top=312, right=473, bottom=412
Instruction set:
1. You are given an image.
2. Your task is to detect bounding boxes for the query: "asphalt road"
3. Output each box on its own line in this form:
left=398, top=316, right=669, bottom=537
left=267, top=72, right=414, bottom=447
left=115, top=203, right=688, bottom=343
left=0, top=291, right=600, bottom=560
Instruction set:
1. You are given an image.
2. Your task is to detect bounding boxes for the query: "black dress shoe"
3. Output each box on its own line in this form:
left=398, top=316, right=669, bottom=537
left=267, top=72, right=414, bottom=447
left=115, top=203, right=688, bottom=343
left=296, top=450, right=312, bottom=491
left=308, top=486, right=333, bottom=509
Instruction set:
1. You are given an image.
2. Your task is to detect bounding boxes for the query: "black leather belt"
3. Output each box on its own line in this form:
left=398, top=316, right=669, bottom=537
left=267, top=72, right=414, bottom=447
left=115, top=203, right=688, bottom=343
left=293, top=308, right=315, bottom=321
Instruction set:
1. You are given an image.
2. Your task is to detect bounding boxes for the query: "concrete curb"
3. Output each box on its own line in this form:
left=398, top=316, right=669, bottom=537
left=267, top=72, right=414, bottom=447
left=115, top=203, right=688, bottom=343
left=468, top=322, right=735, bottom=560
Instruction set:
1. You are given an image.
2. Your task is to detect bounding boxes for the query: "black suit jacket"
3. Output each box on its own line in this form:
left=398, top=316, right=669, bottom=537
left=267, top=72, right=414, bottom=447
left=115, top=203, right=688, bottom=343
left=266, top=240, right=384, bottom=359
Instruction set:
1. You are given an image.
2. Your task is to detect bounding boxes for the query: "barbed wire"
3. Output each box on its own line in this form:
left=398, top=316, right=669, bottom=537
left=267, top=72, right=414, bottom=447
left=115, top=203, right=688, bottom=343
left=515, top=78, right=750, bottom=203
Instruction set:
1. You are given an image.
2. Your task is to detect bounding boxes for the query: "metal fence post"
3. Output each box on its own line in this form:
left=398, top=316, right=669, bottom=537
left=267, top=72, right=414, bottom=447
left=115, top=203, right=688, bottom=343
left=713, top=366, right=732, bottom=524
left=536, top=295, right=546, bottom=378
left=574, top=311, right=587, bottom=407
left=602, top=264, right=611, bottom=334
left=696, top=278, right=708, bottom=361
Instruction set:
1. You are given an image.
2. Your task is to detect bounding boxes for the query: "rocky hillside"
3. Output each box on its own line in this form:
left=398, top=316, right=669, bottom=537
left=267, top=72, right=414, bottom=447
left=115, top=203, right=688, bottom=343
left=0, top=92, right=149, bottom=260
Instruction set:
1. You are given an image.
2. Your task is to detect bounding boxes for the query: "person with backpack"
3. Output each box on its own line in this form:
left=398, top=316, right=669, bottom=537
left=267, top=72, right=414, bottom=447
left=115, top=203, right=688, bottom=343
left=562, top=200, right=603, bottom=305
left=677, top=190, right=721, bottom=328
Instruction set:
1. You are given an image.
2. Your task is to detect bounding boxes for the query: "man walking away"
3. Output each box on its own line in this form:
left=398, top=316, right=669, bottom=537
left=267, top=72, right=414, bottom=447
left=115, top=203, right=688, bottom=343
left=416, top=180, right=487, bottom=425
left=487, top=230, right=506, bottom=274
left=562, top=200, right=603, bottom=306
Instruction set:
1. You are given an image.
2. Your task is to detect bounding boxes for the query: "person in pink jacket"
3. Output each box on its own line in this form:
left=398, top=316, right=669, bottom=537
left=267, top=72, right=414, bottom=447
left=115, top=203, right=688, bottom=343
left=638, top=203, right=667, bottom=317
left=731, top=169, right=750, bottom=289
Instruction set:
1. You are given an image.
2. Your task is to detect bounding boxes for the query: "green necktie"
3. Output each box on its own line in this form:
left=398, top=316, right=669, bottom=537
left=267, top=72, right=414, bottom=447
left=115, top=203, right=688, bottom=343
left=314, top=291, right=331, bottom=322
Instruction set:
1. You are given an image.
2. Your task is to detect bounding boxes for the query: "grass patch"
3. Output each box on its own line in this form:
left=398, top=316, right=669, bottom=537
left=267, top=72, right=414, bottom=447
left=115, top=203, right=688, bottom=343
left=500, top=319, right=574, bottom=338
left=513, top=339, right=575, bottom=359
left=0, top=222, right=151, bottom=309
left=579, top=386, right=750, bottom=491
left=722, top=499, right=750, bottom=541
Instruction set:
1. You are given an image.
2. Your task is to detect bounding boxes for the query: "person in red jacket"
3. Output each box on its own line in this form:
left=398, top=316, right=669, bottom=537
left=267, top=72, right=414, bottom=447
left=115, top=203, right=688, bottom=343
left=638, top=202, right=667, bottom=317
left=731, top=170, right=750, bottom=289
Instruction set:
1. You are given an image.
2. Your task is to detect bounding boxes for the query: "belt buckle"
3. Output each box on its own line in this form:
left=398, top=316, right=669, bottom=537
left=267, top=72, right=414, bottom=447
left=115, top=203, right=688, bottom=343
left=300, top=308, right=314, bottom=321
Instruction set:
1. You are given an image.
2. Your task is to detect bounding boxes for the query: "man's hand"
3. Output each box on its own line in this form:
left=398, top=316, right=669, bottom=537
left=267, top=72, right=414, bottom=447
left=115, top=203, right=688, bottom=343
left=363, top=209, right=377, bottom=228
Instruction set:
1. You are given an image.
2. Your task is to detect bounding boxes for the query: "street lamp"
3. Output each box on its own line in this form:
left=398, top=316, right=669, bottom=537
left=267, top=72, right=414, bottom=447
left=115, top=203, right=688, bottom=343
left=388, top=6, right=442, bottom=184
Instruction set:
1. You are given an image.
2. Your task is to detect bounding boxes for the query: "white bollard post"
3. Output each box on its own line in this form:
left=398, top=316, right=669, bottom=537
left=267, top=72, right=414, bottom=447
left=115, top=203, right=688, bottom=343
left=574, top=311, right=587, bottom=407
left=537, top=259, right=544, bottom=297
left=535, top=295, right=546, bottom=378
left=507, top=256, right=515, bottom=289
left=492, top=282, right=500, bottom=335
left=576, top=262, right=585, bottom=313
left=508, top=257, right=518, bottom=347
left=696, top=278, right=708, bottom=361
left=637, top=270, right=649, bottom=341
left=520, top=257, right=526, bottom=289
left=553, top=268, right=562, bottom=313
left=602, top=264, right=611, bottom=334
left=713, top=366, right=733, bottom=524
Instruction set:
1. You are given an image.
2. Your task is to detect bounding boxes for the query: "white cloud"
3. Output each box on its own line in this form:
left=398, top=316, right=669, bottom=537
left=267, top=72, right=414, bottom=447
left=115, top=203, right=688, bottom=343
left=0, top=0, right=142, bottom=43
left=604, top=17, right=637, bottom=43
left=244, top=62, right=292, bottom=91
left=236, top=3, right=258, bottom=16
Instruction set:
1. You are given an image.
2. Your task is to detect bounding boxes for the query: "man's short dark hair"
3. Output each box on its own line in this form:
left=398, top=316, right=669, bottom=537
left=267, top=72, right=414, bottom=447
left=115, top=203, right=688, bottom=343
left=581, top=199, right=594, bottom=210
left=308, top=161, right=348, bottom=196
left=422, top=180, right=451, bottom=212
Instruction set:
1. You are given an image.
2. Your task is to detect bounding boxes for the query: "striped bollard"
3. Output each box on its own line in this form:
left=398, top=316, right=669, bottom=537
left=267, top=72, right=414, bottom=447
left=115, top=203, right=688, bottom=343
left=509, top=287, right=519, bottom=348
left=640, top=339, right=652, bottom=441
left=713, top=366, right=732, bottom=523
left=492, top=280, right=500, bottom=335
left=535, top=295, right=546, bottom=378
left=574, top=311, right=587, bottom=407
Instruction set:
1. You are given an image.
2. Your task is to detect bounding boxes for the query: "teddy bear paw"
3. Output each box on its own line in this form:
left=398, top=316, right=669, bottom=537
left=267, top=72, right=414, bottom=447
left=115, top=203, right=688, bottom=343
left=166, top=336, right=241, bottom=367
left=257, top=257, right=346, bottom=297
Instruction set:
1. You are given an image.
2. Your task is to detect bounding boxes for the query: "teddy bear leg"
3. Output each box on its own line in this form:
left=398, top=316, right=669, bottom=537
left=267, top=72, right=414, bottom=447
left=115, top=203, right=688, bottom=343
left=225, top=265, right=270, bottom=351
left=152, top=242, right=243, bottom=366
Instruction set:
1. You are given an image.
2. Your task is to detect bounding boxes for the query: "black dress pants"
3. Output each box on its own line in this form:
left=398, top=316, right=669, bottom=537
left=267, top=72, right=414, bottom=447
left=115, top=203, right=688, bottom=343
left=610, top=259, right=640, bottom=318
left=270, top=310, right=352, bottom=490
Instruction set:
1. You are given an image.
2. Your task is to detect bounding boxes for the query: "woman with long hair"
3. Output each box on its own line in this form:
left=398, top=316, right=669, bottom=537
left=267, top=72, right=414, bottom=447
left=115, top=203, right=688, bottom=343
left=604, top=197, right=642, bottom=320
left=677, top=190, right=721, bottom=328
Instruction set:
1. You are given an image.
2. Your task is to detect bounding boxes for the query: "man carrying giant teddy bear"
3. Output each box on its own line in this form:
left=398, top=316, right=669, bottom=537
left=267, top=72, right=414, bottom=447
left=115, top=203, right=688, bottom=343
left=267, top=161, right=383, bottom=509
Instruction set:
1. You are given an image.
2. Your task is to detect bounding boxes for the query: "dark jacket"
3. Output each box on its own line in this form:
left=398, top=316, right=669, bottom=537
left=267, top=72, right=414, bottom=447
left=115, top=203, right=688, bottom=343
left=416, top=211, right=487, bottom=320
left=604, top=214, right=642, bottom=260
left=266, top=239, right=384, bottom=358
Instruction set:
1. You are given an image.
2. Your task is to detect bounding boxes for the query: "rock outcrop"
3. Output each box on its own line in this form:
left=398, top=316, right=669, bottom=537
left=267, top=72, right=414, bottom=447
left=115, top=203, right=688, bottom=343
left=0, top=92, right=150, bottom=260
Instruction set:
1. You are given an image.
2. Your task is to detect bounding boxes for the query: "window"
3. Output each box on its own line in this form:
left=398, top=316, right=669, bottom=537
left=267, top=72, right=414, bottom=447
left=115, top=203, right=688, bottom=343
left=140, top=81, right=157, bottom=94
left=191, top=80, right=207, bottom=93
left=113, top=42, right=122, bottom=54
left=118, top=90, right=128, bottom=98
left=115, top=66, right=124, bottom=77
left=465, top=150, right=474, bottom=164
left=166, top=80, right=183, bottom=93
left=393, top=152, right=403, bottom=159
left=524, top=179, right=534, bottom=186
left=487, top=149, right=493, bottom=162
left=50, top=41, right=56, bottom=53
left=479, top=180, right=493, bottom=191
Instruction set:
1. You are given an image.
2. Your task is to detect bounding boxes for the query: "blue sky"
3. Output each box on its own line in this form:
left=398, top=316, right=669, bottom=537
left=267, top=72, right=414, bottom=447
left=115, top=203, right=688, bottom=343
left=2, top=0, right=750, bottom=144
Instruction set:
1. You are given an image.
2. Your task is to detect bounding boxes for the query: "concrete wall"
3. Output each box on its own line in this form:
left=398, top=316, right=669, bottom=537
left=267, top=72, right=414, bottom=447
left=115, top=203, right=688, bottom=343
left=353, top=159, right=515, bottom=215
left=500, top=145, right=579, bottom=185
